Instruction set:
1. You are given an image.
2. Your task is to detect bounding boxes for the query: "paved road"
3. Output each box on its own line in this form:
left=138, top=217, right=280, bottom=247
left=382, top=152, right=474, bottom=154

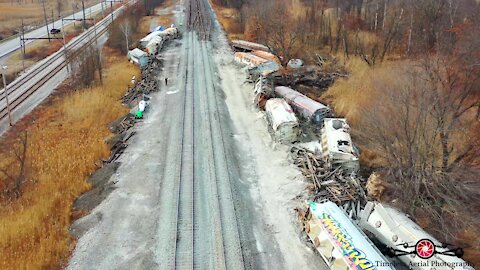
left=0, top=1, right=106, bottom=60
left=0, top=1, right=134, bottom=135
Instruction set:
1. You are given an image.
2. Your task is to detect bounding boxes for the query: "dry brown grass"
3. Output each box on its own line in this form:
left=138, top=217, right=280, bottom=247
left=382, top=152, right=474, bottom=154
left=211, top=4, right=244, bottom=41
left=0, top=50, right=139, bottom=269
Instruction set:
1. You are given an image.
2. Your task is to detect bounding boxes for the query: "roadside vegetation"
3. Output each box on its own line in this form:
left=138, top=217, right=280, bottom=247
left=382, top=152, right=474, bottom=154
left=0, top=50, right=138, bottom=269
left=212, top=0, right=480, bottom=264
left=0, top=2, right=165, bottom=268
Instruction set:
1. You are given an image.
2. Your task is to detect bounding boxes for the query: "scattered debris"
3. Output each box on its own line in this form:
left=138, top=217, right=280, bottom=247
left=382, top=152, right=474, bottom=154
left=122, top=61, right=160, bottom=107
left=290, top=145, right=365, bottom=205
left=272, top=66, right=347, bottom=89
left=287, top=59, right=303, bottom=69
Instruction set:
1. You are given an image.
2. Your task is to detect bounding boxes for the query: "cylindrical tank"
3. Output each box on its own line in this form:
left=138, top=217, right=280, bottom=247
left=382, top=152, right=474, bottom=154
left=274, top=86, right=331, bottom=125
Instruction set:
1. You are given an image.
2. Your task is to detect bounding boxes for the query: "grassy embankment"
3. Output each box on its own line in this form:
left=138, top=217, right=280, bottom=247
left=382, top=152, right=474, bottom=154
left=0, top=50, right=139, bottom=269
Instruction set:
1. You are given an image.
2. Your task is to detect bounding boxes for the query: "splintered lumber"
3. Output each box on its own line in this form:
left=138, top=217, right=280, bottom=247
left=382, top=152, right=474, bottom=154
left=122, top=61, right=160, bottom=107
left=290, top=145, right=367, bottom=205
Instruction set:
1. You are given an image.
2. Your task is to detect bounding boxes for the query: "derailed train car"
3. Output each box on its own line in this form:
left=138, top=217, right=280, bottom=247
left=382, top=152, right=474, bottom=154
left=234, top=52, right=269, bottom=67
left=145, top=35, right=164, bottom=56
left=299, top=201, right=395, bottom=270
left=265, top=98, right=299, bottom=143
left=274, top=86, right=331, bottom=125
left=358, top=202, right=475, bottom=270
left=320, top=118, right=360, bottom=174
left=231, top=39, right=269, bottom=52
left=139, top=27, right=179, bottom=48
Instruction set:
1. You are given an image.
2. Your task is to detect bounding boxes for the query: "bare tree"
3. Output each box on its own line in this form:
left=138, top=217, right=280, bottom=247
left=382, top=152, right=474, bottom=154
left=120, top=20, right=131, bottom=53
left=0, top=132, right=28, bottom=200
left=56, top=0, right=63, bottom=17
left=70, top=44, right=103, bottom=88
left=253, top=1, right=302, bottom=66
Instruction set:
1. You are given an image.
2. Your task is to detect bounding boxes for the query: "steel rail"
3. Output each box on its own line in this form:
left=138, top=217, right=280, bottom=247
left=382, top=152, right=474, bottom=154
left=0, top=19, right=112, bottom=120
left=0, top=1, right=135, bottom=121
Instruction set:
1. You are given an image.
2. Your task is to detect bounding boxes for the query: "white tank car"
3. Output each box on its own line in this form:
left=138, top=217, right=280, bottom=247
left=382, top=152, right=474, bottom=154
left=320, top=118, right=360, bottom=173
left=358, top=202, right=475, bottom=270
left=274, top=86, right=331, bottom=125
left=264, top=98, right=299, bottom=143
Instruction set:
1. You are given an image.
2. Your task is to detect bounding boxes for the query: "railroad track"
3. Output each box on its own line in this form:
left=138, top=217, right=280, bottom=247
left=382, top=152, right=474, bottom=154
left=0, top=0, right=135, bottom=122
left=187, top=0, right=211, bottom=40
left=155, top=0, right=245, bottom=267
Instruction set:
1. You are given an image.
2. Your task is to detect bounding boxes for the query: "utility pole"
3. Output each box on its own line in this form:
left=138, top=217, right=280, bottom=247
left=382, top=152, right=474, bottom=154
left=82, top=0, right=87, bottom=30
left=61, top=16, right=70, bottom=73
left=1, top=66, right=12, bottom=126
left=52, top=9, right=55, bottom=29
left=20, top=18, right=25, bottom=72
left=42, top=0, right=51, bottom=42
left=72, top=3, right=76, bottom=27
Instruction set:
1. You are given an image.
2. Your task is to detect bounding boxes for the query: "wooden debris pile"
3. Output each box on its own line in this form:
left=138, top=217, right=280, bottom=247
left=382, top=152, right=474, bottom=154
left=273, top=66, right=347, bottom=89
left=290, top=146, right=367, bottom=205
left=122, top=61, right=160, bottom=107
left=104, top=114, right=137, bottom=163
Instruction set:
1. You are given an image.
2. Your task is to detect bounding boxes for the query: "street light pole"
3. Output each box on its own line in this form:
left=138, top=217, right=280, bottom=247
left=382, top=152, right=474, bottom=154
left=1, top=66, right=12, bottom=126
left=61, top=16, right=70, bottom=73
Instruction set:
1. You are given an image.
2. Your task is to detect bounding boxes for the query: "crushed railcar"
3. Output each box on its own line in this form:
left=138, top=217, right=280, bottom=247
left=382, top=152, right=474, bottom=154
left=298, top=201, right=395, bottom=270
left=320, top=118, right=360, bottom=174
left=231, top=39, right=269, bottom=52
left=274, top=86, right=331, bottom=125
left=139, top=27, right=179, bottom=48
left=234, top=52, right=269, bottom=67
left=127, top=48, right=150, bottom=68
left=253, top=76, right=274, bottom=109
left=265, top=98, right=299, bottom=143
left=358, top=202, right=475, bottom=270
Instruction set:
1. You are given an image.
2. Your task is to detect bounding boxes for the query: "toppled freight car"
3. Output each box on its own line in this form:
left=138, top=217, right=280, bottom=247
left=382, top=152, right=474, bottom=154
left=231, top=39, right=269, bottom=52
left=298, top=201, right=395, bottom=270
left=274, top=86, right=331, bottom=125
left=358, top=202, right=475, bottom=270
left=320, top=118, right=359, bottom=174
left=145, top=35, right=164, bottom=56
left=265, top=98, right=299, bottom=143
left=247, top=61, right=280, bottom=81
left=234, top=52, right=269, bottom=67
left=127, top=48, right=150, bottom=68
left=253, top=76, right=274, bottom=109
left=139, top=27, right=179, bottom=48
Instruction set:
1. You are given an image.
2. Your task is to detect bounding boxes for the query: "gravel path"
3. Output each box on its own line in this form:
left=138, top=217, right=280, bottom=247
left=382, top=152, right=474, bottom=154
left=67, top=1, right=329, bottom=269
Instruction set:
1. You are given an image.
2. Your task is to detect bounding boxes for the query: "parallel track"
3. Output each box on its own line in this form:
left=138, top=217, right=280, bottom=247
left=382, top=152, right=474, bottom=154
left=0, top=1, right=134, bottom=121
left=156, top=0, right=245, bottom=268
